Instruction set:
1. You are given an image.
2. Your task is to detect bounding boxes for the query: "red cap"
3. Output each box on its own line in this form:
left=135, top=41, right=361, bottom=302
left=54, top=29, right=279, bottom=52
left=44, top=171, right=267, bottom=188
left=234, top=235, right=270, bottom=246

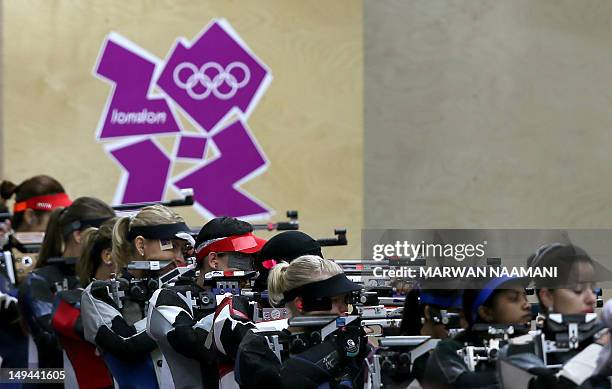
left=195, top=232, right=267, bottom=262
left=13, top=193, right=72, bottom=213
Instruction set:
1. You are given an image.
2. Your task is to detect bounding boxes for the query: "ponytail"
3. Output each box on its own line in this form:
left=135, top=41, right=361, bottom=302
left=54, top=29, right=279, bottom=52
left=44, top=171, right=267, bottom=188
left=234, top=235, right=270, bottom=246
left=0, top=180, right=18, bottom=200
left=266, top=255, right=343, bottom=308
left=267, top=261, right=290, bottom=306
left=111, top=216, right=133, bottom=269
left=400, top=288, right=423, bottom=335
left=77, top=227, right=100, bottom=287
left=37, top=197, right=114, bottom=268
left=78, top=217, right=117, bottom=287
left=38, top=207, right=67, bottom=266
left=0, top=181, right=16, bottom=214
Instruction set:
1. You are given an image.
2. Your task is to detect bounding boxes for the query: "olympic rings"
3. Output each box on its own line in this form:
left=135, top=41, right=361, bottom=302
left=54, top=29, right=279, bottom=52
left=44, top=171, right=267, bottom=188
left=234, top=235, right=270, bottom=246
left=173, top=61, right=251, bottom=100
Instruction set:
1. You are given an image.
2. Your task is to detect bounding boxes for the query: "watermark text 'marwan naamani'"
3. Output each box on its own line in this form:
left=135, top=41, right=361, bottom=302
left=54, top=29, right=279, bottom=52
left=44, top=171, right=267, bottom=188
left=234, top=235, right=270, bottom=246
left=373, top=265, right=557, bottom=279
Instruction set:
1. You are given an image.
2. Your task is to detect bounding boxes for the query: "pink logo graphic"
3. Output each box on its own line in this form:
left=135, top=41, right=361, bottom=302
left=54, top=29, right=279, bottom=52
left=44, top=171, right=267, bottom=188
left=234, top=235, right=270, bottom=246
left=156, top=22, right=270, bottom=132
left=107, top=139, right=172, bottom=203
left=94, top=35, right=181, bottom=139
left=93, top=20, right=272, bottom=219
left=174, top=121, right=268, bottom=218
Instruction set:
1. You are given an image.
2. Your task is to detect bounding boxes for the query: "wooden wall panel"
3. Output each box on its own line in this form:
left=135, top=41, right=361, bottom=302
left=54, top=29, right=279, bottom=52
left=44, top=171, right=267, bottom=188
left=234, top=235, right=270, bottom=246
left=365, top=0, right=612, bottom=231
left=2, top=0, right=363, bottom=258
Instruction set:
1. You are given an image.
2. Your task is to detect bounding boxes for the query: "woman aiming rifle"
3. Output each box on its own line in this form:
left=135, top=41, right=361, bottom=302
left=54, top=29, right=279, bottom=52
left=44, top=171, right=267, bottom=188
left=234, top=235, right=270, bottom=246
left=234, top=255, right=369, bottom=389
left=0, top=175, right=68, bottom=373
left=18, top=196, right=114, bottom=383
left=423, top=276, right=531, bottom=389
left=80, top=205, right=192, bottom=389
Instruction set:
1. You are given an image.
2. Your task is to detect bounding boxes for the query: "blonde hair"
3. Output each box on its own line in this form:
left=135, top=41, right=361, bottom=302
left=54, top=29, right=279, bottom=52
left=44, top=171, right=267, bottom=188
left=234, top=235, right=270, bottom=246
left=267, top=255, right=343, bottom=307
left=77, top=217, right=118, bottom=287
left=111, top=205, right=185, bottom=268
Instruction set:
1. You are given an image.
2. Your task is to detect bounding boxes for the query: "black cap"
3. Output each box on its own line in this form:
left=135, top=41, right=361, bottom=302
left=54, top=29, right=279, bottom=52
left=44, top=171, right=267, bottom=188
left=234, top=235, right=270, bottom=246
left=282, top=273, right=361, bottom=304
left=196, top=217, right=252, bottom=247
left=259, top=231, right=323, bottom=262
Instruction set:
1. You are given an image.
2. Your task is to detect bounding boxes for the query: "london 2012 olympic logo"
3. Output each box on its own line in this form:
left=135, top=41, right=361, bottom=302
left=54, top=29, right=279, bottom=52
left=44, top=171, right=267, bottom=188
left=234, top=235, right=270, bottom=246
left=93, top=19, right=272, bottom=219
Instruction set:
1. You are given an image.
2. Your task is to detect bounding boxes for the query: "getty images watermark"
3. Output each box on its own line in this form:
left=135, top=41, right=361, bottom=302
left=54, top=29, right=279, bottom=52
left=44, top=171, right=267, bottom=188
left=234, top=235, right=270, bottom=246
left=353, top=229, right=612, bottom=289
left=370, top=239, right=557, bottom=280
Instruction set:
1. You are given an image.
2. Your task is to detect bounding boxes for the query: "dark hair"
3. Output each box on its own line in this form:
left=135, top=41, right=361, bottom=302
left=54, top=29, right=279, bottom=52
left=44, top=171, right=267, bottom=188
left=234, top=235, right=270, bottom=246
left=462, top=288, right=506, bottom=327
left=528, top=244, right=595, bottom=309
left=196, top=216, right=252, bottom=247
left=400, top=288, right=463, bottom=335
left=38, top=197, right=114, bottom=268
left=401, top=289, right=423, bottom=335
left=77, top=217, right=117, bottom=287
left=528, top=244, right=594, bottom=289
left=0, top=175, right=65, bottom=230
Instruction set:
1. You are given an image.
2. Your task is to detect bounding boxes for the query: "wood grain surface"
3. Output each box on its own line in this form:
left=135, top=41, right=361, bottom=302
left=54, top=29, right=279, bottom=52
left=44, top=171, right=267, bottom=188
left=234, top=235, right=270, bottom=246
left=2, top=0, right=363, bottom=258
left=365, top=0, right=612, bottom=230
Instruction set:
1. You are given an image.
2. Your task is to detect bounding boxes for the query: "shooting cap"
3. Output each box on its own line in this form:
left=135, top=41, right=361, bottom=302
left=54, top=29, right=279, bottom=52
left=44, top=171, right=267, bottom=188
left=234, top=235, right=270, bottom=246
left=259, top=231, right=323, bottom=263
left=419, top=290, right=462, bottom=309
left=13, top=193, right=72, bottom=213
left=62, top=217, right=114, bottom=237
left=195, top=217, right=266, bottom=262
left=127, top=222, right=194, bottom=246
left=469, top=276, right=528, bottom=322
left=281, top=273, right=361, bottom=309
